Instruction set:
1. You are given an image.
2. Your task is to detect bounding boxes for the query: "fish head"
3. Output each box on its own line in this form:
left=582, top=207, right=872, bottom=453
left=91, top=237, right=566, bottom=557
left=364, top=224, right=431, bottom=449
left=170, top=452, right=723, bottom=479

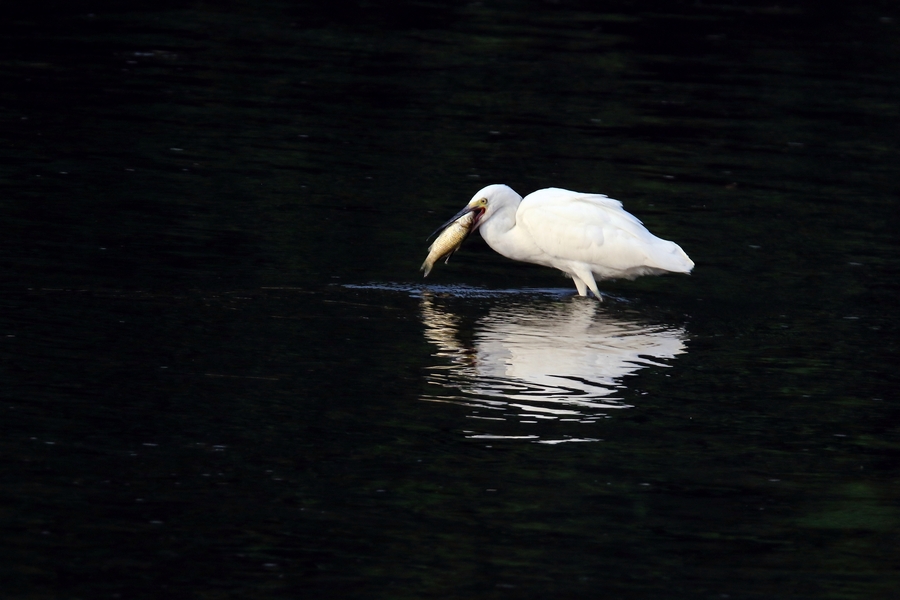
left=427, top=200, right=486, bottom=241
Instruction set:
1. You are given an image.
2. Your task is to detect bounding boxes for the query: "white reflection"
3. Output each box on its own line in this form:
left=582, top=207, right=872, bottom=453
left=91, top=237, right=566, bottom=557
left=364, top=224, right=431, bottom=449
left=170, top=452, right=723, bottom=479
left=420, top=294, right=688, bottom=442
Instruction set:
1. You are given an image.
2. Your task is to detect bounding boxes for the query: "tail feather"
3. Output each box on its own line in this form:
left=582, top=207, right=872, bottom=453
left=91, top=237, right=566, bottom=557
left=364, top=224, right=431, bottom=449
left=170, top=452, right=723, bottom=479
left=649, top=241, right=693, bottom=274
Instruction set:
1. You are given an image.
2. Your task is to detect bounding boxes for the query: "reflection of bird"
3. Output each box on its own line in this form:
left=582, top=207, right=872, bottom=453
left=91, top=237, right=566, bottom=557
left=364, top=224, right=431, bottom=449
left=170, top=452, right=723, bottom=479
left=419, top=293, right=477, bottom=368
left=435, top=184, right=694, bottom=299
left=420, top=295, right=688, bottom=420
left=473, top=300, right=686, bottom=399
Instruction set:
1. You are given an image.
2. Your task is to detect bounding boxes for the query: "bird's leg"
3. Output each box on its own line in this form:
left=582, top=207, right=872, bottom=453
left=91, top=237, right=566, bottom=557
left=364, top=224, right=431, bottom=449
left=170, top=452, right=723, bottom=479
left=571, top=275, right=588, bottom=297
left=571, top=264, right=603, bottom=301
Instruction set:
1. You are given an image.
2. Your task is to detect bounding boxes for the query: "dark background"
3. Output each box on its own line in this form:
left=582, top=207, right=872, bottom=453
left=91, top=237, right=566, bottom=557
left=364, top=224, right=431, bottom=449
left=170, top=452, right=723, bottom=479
left=2, top=1, right=898, bottom=598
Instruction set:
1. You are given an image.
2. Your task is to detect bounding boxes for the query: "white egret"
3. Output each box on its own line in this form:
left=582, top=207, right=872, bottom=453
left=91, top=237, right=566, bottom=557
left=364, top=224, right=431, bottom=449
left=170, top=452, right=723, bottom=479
left=427, top=184, right=694, bottom=299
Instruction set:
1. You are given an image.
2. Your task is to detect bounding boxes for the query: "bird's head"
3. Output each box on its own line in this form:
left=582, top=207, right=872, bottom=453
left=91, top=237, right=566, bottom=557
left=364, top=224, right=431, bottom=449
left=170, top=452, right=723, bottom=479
left=462, top=184, right=522, bottom=230
left=462, top=196, right=488, bottom=230
left=427, top=184, right=521, bottom=241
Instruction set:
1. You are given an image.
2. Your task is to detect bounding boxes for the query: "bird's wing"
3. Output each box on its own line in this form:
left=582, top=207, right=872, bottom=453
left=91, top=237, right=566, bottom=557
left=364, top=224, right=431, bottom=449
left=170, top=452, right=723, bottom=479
left=517, top=188, right=669, bottom=272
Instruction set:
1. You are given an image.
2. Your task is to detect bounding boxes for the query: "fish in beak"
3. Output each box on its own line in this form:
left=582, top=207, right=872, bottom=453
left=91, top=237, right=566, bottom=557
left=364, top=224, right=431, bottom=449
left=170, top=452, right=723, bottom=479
left=420, top=204, right=486, bottom=277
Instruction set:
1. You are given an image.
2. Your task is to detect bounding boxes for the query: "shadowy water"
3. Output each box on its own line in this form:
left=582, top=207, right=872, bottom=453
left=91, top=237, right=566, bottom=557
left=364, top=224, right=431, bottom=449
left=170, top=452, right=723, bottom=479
left=1, top=1, right=899, bottom=599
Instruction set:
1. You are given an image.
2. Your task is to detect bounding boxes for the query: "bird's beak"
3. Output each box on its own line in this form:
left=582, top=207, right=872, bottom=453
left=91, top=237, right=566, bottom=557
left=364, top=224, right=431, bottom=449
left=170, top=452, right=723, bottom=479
left=426, top=204, right=485, bottom=241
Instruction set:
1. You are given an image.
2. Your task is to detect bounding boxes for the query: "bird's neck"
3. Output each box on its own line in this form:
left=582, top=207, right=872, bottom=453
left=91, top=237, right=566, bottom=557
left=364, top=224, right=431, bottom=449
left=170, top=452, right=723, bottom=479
left=478, top=203, right=537, bottom=262
left=481, top=204, right=517, bottom=237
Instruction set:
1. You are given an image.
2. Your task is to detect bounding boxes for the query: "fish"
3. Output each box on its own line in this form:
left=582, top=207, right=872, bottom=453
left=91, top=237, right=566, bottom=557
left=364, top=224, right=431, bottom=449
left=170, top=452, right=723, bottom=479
left=420, top=211, right=475, bottom=277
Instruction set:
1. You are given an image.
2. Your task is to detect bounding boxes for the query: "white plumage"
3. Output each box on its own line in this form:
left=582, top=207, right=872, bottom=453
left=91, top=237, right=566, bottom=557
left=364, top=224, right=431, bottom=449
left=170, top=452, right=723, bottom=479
left=438, top=184, right=693, bottom=299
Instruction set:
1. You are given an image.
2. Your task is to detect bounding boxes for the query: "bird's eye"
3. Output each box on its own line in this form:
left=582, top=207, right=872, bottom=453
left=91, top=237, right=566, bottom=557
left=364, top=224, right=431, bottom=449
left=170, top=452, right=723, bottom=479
left=478, top=198, right=488, bottom=207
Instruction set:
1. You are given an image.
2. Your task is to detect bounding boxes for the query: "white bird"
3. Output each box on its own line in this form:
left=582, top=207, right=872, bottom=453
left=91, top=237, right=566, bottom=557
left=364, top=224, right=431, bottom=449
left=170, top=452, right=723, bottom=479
left=430, top=184, right=694, bottom=299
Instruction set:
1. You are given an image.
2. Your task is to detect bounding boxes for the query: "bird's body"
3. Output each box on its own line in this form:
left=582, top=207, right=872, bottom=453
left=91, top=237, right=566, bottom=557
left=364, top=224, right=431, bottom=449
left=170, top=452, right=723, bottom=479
left=424, top=184, right=693, bottom=299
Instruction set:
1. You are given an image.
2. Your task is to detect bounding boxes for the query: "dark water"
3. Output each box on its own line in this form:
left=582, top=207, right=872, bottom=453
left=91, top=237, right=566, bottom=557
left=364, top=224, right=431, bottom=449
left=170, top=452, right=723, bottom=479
left=2, top=1, right=899, bottom=598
